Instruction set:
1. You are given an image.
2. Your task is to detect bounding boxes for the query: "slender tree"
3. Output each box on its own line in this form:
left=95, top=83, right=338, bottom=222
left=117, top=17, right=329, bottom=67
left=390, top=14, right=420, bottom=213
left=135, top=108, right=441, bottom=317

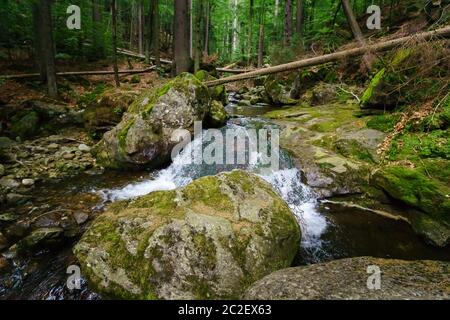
left=174, top=0, right=191, bottom=74
left=111, top=0, right=120, bottom=87
left=35, top=0, right=57, bottom=98
left=284, top=0, right=293, bottom=46
left=341, top=0, right=372, bottom=70
left=295, top=0, right=304, bottom=35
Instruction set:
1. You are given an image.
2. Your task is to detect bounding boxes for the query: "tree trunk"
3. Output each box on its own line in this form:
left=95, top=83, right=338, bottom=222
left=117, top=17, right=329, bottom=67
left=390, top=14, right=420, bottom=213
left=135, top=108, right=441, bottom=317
left=193, top=0, right=203, bottom=72
left=257, top=24, right=264, bottom=68
left=284, top=0, right=292, bottom=46
left=341, top=0, right=372, bottom=70
left=204, top=0, right=210, bottom=57
left=32, top=3, right=45, bottom=81
left=174, top=0, right=191, bottom=74
left=138, top=0, right=144, bottom=55
left=295, top=0, right=304, bottom=35
left=341, top=0, right=364, bottom=42
left=111, top=0, right=120, bottom=87
left=38, top=0, right=57, bottom=98
left=247, top=0, right=254, bottom=65
left=151, top=0, right=161, bottom=67
left=92, top=0, right=105, bottom=59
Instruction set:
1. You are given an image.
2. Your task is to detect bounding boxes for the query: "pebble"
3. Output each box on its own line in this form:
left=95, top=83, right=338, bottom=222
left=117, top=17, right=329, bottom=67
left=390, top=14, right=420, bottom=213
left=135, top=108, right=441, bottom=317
left=21, top=178, right=35, bottom=186
left=78, top=144, right=91, bottom=153
left=48, top=143, right=59, bottom=150
left=0, top=164, right=4, bottom=176
left=63, top=153, right=75, bottom=160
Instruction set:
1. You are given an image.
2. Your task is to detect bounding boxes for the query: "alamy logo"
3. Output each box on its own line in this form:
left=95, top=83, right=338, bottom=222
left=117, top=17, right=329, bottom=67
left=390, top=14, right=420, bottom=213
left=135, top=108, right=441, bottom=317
left=366, top=5, right=381, bottom=30
left=66, top=265, right=81, bottom=290
left=66, top=5, right=81, bottom=30
left=366, top=265, right=381, bottom=290
left=171, top=121, right=280, bottom=172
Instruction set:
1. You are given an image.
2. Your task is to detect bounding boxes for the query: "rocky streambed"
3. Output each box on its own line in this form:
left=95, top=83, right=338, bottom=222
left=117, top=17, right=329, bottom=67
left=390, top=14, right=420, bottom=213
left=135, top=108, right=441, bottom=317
left=1, top=72, right=449, bottom=300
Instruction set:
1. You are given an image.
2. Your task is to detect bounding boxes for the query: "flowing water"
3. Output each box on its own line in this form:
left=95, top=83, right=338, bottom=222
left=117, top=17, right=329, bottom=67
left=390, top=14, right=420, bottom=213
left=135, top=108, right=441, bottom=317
left=1, top=96, right=450, bottom=300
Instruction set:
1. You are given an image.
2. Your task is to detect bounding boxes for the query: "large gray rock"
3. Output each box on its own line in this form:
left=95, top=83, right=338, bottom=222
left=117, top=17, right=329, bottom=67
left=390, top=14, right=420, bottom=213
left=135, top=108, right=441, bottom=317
left=92, top=73, right=215, bottom=169
left=244, top=257, right=450, bottom=300
left=74, top=170, right=301, bottom=299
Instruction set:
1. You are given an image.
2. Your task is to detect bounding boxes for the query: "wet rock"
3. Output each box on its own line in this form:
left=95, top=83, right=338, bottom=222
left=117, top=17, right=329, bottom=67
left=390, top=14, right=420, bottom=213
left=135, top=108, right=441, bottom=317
left=73, top=211, right=89, bottom=225
left=78, top=144, right=91, bottom=153
left=21, top=178, right=35, bottom=186
left=264, top=73, right=299, bottom=105
left=238, top=99, right=251, bottom=107
left=0, top=178, right=20, bottom=189
left=92, top=73, right=211, bottom=170
left=15, top=227, right=64, bottom=252
left=82, top=88, right=138, bottom=134
left=334, top=129, right=385, bottom=163
left=244, top=257, right=450, bottom=300
left=74, top=170, right=300, bottom=299
left=48, top=143, right=59, bottom=150
left=63, top=153, right=75, bottom=160
left=0, top=232, right=8, bottom=251
left=205, top=100, right=229, bottom=128
left=371, top=166, right=450, bottom=247
left=6, top=193, right=31, bottom=205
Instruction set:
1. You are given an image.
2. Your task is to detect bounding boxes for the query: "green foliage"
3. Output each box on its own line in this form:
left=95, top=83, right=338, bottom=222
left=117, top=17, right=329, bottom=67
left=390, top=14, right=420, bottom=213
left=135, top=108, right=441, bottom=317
left=366, top=113, right=402, bottom=133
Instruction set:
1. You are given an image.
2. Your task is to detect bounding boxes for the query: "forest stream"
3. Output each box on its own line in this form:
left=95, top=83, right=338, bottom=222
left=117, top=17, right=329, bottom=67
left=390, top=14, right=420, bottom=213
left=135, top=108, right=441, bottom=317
left=1, top=94, right=449, bottom=300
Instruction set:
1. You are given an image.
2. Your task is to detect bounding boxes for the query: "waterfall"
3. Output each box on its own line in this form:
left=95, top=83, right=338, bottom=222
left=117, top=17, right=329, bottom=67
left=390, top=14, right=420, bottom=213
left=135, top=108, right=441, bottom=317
left=99, top=119, right=328, bottom=258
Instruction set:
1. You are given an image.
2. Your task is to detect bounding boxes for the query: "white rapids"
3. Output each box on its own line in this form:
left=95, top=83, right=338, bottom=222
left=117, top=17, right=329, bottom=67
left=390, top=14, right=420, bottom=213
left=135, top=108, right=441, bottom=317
left=98, top=125, right=328, bottom=255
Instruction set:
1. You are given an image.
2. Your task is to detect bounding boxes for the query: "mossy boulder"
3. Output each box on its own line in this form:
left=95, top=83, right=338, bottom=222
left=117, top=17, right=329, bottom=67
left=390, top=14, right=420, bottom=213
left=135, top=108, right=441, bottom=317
left=194, top=70, right=227, bottom=104
left=244, top=257, right=450, bottom=299
left=92, top=73, right=211, bottom=169
left=263, top=73, right=300, bottom=105
left=83, top=88, right=139, bottom=134
left=205, top=100, right=229, bottom=127
left=11, top=111, right=39, bottom=139
left=74, top=170, right=301, bottom=299
left=371, top=166, right=450, bottom=246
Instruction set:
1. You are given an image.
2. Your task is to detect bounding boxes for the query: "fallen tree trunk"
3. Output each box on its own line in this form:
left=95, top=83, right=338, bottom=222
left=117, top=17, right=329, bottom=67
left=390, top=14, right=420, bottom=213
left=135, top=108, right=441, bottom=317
left=205, top=26, right=450, bottom=87
left=117, top=48, right=173, bottom=65
left=0, top=66, right=156, bottom=80
left=118, top=48, right=247, bottom=73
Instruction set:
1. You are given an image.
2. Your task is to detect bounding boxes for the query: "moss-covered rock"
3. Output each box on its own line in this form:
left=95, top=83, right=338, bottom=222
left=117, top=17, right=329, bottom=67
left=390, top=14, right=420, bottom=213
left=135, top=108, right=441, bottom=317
left=83, top=88, right=139, bottom=135
left=92, top=73, right=211, bottom=169
left=205, top=100, right=229, bottom=127
left=371, top=166, right=450, bottom=246
left=194, top=70, right=227, bottom=104
left=11, top=111, right=40, bottom=139
left=244, top=257, right=450, bottom=299
left=264, top=73, right=299, bottom=105
left=74, top=170, right=301, bottom=299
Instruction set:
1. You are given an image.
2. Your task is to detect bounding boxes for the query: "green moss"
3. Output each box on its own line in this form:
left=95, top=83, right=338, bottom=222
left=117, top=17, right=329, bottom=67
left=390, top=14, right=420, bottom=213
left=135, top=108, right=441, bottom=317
left=11, top=111, right=40, bottom=138
left=361, top=68, right=386, bottom=105
left=388, top=129, right=450, bottom=161
left=182, top=175, right=234, bottom=211
left=366, top=113, right=402, bottom=133
left=373, top=166, right=450, bottom=222
left=118, top=120, right=135, bottom=153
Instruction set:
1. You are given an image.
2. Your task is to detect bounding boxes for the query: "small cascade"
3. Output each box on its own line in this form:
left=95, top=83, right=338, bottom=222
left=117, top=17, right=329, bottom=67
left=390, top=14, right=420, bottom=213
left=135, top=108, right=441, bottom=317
left=99, top=118, right=329, bottom=261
